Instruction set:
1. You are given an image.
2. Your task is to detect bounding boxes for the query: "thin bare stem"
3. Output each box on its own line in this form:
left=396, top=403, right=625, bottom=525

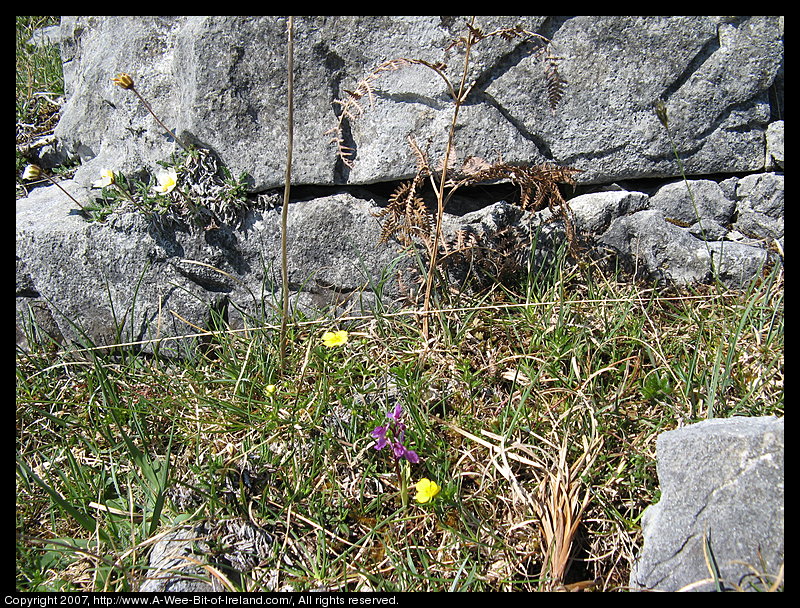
left=130, top=87, right=190, bottom=152
left=46, top=176, right=87, bottom=213
left=279, top=16, right=295, bottom=370
left=420, top=16, right=477, bottom=344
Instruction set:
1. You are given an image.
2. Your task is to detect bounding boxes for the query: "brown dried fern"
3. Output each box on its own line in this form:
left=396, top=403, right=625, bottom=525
left=328, top=18, right=572, bottom=343
left=325, top=58, right=412, bottom=168
left=373, top=180, right=431, bottom=247
left=327, top=21, right=567, bottom=167
left=374, top=146, right=582, bottom=303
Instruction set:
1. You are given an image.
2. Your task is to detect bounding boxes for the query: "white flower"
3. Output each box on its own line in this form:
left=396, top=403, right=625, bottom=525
left=92, top=169, right=115, bottom=189
left=153, top=168, right=178, bottom=194
left=22, top=164, right=42, bottom=180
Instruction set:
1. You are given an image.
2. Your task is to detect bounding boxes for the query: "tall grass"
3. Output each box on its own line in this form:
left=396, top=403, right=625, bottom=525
left=16, top=241, right=783, bottom=591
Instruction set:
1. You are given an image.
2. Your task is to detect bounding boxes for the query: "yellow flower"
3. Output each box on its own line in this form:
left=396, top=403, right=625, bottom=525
left=414, top=478, right=441, bottom=504
left=92, top=169, right=116, bottom=188
left=265, top=384, right=277, bottom=396
left=321, top=330, right=348, bottom=348
left=112, top=73, right=134, bottom=89
left=153, top=168, right=178, bottom=194
left=22, top=164, right=42, bottom=180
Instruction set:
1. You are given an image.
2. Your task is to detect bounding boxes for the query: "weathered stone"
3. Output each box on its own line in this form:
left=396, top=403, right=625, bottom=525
left=766, top=121, right=784, bottom=170
left=20, top=16, right=785, bottom=352
left=630, top=416, right=784, bottom=592
left=26, top=24, right=62, bottom=48
left=598, top=209, right=713, bottom=285
left=735, top=172, right=784, bottom=219
left=648, top=179, right=736, bottom=225
left=708, top=241, right=773, bottom=290
left=730, top=172, right=784, bottom=244
left=54, top=16, right=782, bottom=190
left=15, top=182, right=404, bottom=355
left=567, top=190, right=649, bottom=234
left=138, top=525, right=227, bottom=592
left=138, top=519, right=273, bottom=592
left=688, top=219, right=728, bottom=241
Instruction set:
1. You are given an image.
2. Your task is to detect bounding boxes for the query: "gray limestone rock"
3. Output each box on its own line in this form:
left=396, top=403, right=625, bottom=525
left=688, top=219, right=728, bottom=242
left=138, top=525, right=227, bottom=593
left=54, top=16, right=782, bottom=190
left=138, top=519, right=273, bottom=592
left=15, top=183, right=404, bottom=355
left=766, top=121, right=784, bottom=170
left=732, top=172, right=784, bottom=244
left=648, top=179, right=736, bottom=225
left=630, top=416, right=784, bottom=592
left=566, top=190, right=650, bottom=235
left=598, top=209, right=714, bottom=285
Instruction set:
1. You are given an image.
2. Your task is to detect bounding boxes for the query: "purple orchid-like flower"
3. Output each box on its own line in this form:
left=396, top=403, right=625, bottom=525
left=388, top=403, right=404, bottom=423
left=394, top=441, right=419, bottom=463
left=370, top=404, right=419, bottom=464
left=371, top=425, right=389, bottom=450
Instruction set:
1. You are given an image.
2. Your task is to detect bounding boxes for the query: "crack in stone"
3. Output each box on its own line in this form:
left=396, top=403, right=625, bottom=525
left=660, top=30, right=720, bottom=103
left=480, top=90, right=553, bottom=160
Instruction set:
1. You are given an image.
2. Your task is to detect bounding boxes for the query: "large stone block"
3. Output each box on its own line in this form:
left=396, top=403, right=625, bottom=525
left=15, top=182, right=404, bottom=356
left=630, top=416, right=784, bottom=592
left=54, top=16, right=782, bottom=191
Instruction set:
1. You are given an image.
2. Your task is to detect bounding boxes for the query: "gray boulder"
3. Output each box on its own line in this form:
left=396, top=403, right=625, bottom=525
left=138, top=525, right=227, bottom=592
left=16, top=182, right=404, bottom=356
left=630, top=416, right=784, bottom=592
left=648, top=179, right=736, bottom=225
left=598, top=209, right=714, bottom=285
left=595, top=172, right=782, bottom=289
left=563, top=190, right=650, bottom=235
left=766, top=121, right=784, bottom=170
left=53, top=16, right=782, bottom=190
left=138, top=519, right=273, bottom=592
left=732, top=172, right=784, bottom=242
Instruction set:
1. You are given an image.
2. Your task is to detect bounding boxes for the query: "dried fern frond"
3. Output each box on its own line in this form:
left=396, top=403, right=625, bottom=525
left=543, top=52, right=567, bottom=111
left=453, top=162, right=580, bottom=212
left=374, top=180, right=432, bottom=247
left=407, top=136, right=433, bottom=180
left=328, top=59, right=413, bottom=167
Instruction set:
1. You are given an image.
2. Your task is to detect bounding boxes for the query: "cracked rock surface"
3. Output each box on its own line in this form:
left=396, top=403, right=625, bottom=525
left=629, top=416, right=784, bottom=592
left=54, top=16, right=782, bottom=190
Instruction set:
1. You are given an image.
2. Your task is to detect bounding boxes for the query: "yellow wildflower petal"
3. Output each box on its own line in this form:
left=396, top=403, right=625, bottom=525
left=112, top=73, right=134, bottom=89
left=414, top=478, right=441, bottom=504
left=321, top=330, right=348, bottom=348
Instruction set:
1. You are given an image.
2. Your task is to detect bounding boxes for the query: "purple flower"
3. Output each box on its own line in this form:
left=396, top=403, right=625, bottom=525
left=388, top=403, right=403, bottom=423
left=401, top=446, right=420, bottom=464
left=371, top=425, right=388, bottom=450
left=370, top=404, right=420, bottom=464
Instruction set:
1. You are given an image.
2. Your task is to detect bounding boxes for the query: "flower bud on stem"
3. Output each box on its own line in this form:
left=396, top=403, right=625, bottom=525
left=22, top=165, right=87, bottom=214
